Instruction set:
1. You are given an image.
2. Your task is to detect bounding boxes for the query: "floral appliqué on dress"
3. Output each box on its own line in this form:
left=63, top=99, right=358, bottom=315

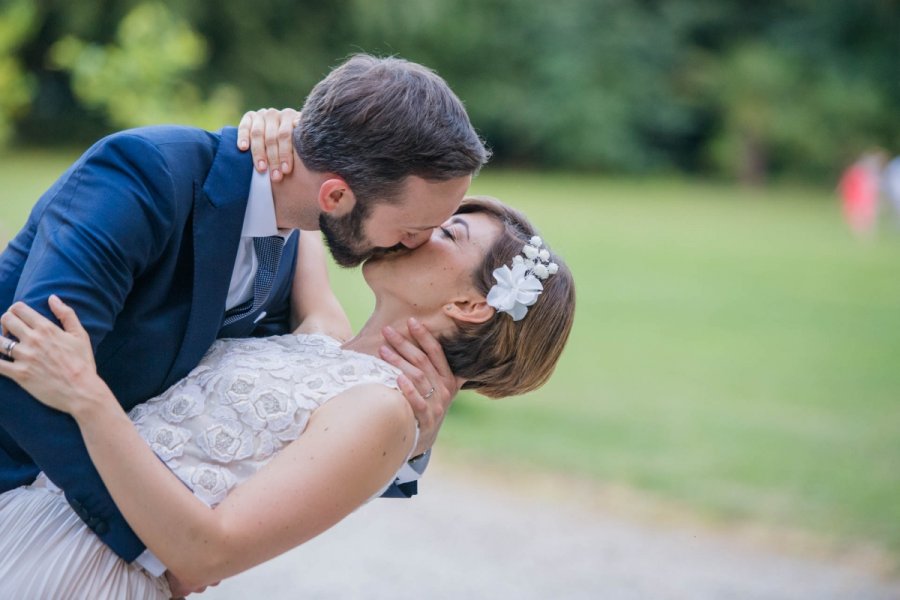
left=129, top=334, right=402, bottom=506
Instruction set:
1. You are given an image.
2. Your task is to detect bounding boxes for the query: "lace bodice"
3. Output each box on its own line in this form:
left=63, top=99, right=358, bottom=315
left=128, top=333, right=404, bottom=506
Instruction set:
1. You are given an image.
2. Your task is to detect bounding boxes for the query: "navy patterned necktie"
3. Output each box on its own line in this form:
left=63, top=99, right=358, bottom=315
left=222, top=235, right=285, bottom=326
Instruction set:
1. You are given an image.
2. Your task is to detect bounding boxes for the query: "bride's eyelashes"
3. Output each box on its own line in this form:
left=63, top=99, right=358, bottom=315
left=440, top=226, right=456, bottom=241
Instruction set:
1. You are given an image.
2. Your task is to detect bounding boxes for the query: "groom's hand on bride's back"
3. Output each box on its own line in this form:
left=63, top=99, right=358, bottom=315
left=379, top=318, right=461, bottom=457
left=236, top=107, right=301, bottom=182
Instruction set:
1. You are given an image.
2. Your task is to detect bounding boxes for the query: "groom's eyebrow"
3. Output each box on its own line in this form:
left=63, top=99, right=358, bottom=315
left=449, top=217, right=470, bottom=239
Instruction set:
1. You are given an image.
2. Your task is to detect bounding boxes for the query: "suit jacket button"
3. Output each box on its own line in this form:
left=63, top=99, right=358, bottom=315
left=94, top=520, right=109, bottom=535
left=69, top=499, right=88, bottom=520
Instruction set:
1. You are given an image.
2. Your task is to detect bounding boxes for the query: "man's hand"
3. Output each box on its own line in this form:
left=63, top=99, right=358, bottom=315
left=236, top=108, right=301, bottom=182
left=379, top=318, right=461, bottom=457
left=165, top=570, right=219, bottom=598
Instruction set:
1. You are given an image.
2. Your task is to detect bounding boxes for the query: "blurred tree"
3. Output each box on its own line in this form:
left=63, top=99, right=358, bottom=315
left=2, top=0, right=898, bottom=181
left=181, top=0, right=352, bottom=110
left=342, top=0, right=698, bottom=171
left=48, top=2, right=241, bottom=130
left=0, top=0, right=37, bottom=143
left=698, top=3, right=897, bottom=183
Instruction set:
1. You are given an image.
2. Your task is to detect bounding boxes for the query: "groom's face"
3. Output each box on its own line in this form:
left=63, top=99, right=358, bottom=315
left=320, top=175, right=471, bottom=267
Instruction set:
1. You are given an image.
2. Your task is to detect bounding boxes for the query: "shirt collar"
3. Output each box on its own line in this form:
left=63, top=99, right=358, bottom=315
left=240, top=170, right=279, bottom=238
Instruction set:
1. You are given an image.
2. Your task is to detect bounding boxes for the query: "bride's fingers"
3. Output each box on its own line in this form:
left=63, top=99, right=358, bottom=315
left=276, top=108, right=300, bottom=175
left=264, top=110, right=283, bottom=181
left=0, top=309, right=29, bottom=340
left=48, top=295, right=86, bottom=338
left=407, top=318, right=453, bottom=379
left=248, top=109, right=271, bottom=173
left=0, top=350, right=23, bottom=379
left=7, top=301, right=50, bottom=330
left=395, top=374, right=427, bottom=422
left=380, top=326, right=434, bottom=395
left=0, top=334, right=15, bottom=353
left=237, top=111, right=254, bottom=151
left=0, top=333, right=31, bottom=365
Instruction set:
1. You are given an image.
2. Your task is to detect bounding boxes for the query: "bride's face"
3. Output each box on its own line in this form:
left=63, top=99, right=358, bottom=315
left=363, top=211, right=501, bottom=313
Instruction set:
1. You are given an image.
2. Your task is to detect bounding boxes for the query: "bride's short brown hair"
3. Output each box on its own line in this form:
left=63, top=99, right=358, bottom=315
left=440, top=197, right=575, bottom=398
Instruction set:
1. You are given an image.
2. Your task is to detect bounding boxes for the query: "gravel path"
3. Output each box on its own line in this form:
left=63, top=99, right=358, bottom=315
left=203, top=459, right=899, bottom=600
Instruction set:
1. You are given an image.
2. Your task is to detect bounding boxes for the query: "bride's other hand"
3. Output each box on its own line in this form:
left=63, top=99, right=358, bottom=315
left=236, top=107, right=301, bottom=182
left=380, top=318, right=462, bottom=456
left=0, top=296, right=111, bottom=416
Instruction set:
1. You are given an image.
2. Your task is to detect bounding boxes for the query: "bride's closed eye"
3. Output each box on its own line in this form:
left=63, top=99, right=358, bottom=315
left=440, top=226, right=457, bottom=241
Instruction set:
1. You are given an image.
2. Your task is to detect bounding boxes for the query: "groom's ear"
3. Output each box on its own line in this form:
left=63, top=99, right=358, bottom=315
left=445, top=297, right=494, bottom=325
left=317, top=177, right=356, bottom=217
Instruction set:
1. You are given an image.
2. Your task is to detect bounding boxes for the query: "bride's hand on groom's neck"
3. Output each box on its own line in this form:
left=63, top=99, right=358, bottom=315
left=379, top=318, right=460, bottom=456
left=236, top=107, right=301, bottom=183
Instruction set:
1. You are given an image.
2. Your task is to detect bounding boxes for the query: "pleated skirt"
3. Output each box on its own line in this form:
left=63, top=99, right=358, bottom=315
left=0, top=476, right=170, bottom=599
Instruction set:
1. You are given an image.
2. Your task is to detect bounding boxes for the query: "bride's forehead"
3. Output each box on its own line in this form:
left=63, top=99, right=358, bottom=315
left=462, top=211, right=503, bottom=237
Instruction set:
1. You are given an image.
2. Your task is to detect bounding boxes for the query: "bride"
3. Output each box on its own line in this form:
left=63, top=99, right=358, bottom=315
left=0, top=196, right=574, bottom=598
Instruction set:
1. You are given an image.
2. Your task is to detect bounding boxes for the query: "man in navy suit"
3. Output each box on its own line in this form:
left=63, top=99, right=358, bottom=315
left=0, top=54, right=488, bottom=584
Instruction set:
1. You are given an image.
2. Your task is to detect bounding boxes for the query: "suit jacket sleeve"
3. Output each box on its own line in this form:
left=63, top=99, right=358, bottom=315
left=0, top=132, right=181, bottom=562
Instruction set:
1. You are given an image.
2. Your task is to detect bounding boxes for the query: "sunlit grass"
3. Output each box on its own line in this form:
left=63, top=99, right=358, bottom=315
left=3, top=153, right=899, bottom=559
left=442, top=172, right=900, bottom=557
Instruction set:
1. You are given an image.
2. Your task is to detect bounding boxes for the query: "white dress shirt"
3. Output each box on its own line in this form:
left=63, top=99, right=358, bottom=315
left=225, top=170, right=281, bottom=310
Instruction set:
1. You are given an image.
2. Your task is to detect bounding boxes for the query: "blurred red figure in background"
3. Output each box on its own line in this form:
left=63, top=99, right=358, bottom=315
left=838, top=154, right=883, bottom=236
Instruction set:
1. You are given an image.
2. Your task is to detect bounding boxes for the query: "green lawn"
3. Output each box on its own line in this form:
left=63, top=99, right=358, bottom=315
left=3, top=151, right=900, bottom=560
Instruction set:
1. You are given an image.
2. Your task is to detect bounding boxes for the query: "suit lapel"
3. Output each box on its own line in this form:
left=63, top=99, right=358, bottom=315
left=166, top=128, right=252, bottom=385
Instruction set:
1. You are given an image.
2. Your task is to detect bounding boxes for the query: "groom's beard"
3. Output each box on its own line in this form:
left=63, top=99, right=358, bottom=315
left=319, top=209, right=406, bottom=267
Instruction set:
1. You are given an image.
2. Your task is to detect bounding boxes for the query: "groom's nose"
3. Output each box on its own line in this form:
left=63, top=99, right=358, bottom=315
left=400, top=230, right=432, bottom=249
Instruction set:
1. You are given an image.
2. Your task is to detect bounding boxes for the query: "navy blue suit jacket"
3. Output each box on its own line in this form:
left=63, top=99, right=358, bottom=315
left=0, top=126, right=298, bottom=562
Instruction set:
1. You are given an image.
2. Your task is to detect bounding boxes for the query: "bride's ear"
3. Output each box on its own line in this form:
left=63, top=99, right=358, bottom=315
left=444, top=297, right=494, bottom=324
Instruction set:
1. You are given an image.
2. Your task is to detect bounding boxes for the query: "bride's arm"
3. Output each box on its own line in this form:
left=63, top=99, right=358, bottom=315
left=290, top=230, right=352, bottom=340
left=0, top=298, right=414, bottom=588
left=81, top=382, right=412, bottom=587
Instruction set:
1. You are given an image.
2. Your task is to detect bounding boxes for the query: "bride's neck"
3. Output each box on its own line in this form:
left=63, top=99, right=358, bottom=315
left=341, top=302, right=448, bottom=357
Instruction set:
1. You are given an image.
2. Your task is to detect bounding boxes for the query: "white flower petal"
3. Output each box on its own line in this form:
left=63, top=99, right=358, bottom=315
left=492, top=265, right=515, bottom=287
left=509, top=302, right=529, bottom=321
left=516, top=290, right=541, bottom=306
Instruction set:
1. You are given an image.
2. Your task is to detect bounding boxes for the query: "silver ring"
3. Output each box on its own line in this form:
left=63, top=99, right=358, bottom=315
left=423, top=387, right=435, bottom=400
left=3, top=339, right=17, bottom=359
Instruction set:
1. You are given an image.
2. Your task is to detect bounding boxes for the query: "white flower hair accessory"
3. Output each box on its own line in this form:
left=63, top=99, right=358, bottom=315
left=486, top=235, right=559, bottom=321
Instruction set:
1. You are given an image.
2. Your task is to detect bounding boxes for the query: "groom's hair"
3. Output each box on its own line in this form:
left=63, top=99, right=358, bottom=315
left=294, top=54, right=489, bottom=205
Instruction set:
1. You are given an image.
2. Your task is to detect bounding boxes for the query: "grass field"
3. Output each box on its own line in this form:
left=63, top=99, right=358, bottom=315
left=3, top=150, right=900, bottom=561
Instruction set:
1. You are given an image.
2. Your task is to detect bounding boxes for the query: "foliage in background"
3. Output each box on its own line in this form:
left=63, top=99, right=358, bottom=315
left=48, top=3, right=241, bottom=130
left=5, top=0, right=900, bottom=181
left=0, top=0, right=37, bottom=144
